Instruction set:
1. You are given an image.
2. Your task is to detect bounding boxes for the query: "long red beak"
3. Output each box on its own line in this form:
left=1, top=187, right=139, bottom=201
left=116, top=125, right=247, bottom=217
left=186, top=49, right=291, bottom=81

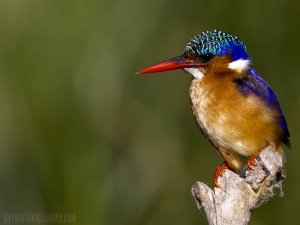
left=136, top=54, right=205, bottom=74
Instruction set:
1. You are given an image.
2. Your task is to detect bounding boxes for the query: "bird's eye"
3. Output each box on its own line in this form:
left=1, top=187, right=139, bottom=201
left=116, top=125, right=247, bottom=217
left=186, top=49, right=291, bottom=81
left=201, top=54, right=214, bottom=62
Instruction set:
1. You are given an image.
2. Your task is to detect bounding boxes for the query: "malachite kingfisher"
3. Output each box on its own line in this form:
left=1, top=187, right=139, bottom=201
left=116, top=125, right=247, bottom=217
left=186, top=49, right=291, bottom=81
left=137, top=30, right=290, bottom=187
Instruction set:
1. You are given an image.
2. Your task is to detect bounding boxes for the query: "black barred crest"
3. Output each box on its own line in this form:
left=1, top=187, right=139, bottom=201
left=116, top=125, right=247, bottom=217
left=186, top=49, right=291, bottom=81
left=185, top=30, right=249, bottom=60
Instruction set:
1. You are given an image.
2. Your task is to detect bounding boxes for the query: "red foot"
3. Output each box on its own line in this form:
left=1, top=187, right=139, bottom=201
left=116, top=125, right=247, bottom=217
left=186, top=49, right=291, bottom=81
left=247, top=151, right=261, bottom=170
left=214, top=161, right=234, bottom=188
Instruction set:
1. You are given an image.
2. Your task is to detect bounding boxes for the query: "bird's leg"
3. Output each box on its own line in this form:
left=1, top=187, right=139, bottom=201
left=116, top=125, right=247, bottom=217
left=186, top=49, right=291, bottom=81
left=214, top=161, right=235, bottom=188
left=247, top=150, right=262, bottom=170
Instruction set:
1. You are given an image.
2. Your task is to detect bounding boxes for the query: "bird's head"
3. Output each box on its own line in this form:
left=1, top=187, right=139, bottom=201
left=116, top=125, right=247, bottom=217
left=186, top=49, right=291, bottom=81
left=137, top=30, right=251, bottom=79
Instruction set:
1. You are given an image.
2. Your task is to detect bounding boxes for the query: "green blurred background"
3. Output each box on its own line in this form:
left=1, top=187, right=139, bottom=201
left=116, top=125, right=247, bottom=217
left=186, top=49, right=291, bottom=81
left=0, top=0, right=299, bottom=225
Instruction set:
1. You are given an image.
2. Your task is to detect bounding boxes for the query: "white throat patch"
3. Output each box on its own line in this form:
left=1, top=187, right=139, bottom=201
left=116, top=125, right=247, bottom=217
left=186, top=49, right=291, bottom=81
left=228, top=59, right=250, bottom=72
left=184, top=68, right=204, bottom=80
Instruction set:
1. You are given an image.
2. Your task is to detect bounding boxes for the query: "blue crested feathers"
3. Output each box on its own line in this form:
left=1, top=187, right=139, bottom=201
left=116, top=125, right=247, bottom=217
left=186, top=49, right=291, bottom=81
left=185, top=30, right=250, bottom=61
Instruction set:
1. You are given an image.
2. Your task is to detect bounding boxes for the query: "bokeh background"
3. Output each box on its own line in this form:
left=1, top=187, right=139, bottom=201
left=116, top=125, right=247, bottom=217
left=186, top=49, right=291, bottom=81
left=0, top=1, right=299, bottom=225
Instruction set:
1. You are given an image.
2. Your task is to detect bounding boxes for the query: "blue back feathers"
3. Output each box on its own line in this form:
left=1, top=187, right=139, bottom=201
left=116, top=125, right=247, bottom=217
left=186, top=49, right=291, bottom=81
left=185, top=30, right=250, bottom=61
left=234, top=68, right=291, bottom=148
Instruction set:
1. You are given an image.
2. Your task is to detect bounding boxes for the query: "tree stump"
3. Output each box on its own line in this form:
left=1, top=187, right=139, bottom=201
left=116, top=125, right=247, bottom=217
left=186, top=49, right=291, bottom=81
left=191, top=146, right=286, bottom=225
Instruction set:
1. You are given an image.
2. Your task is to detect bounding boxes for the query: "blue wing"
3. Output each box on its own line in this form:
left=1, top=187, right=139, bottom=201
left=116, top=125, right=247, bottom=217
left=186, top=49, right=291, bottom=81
left=234, top=68, right=291, bottom=148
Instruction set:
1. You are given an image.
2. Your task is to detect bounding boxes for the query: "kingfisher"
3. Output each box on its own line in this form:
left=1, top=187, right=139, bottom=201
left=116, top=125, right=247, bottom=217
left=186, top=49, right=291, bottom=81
left=137, top=30, right=290, bottom=187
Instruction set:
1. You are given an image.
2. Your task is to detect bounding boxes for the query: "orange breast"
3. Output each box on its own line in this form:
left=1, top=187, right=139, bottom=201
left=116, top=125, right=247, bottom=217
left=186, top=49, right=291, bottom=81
left=190, top=73, right=282, bottom=158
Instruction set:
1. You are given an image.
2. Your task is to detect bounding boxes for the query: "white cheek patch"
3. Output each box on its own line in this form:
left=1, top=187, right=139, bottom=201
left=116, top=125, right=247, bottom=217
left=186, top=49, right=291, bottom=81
left=228, top=59, right=250, bottom=72
left=184, top=68, right=204, bottom=80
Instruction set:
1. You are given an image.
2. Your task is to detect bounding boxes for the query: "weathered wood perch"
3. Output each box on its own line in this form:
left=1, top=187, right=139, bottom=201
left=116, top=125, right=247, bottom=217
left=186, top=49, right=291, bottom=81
left=191, top=146, right=286, bottom=225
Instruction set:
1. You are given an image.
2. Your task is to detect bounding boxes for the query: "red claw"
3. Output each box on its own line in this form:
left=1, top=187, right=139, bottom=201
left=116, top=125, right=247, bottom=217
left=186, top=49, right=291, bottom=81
left=214, top=161, right=234, bottom=188
left=247, top=151, right=261, bottom=170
